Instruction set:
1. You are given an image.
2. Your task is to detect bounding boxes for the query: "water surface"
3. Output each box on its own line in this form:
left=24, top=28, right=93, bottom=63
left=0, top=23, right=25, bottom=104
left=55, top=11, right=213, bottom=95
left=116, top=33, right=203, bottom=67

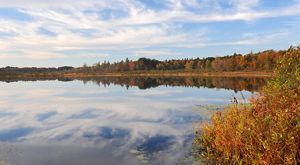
left=0, top=77, right=265, bottom=165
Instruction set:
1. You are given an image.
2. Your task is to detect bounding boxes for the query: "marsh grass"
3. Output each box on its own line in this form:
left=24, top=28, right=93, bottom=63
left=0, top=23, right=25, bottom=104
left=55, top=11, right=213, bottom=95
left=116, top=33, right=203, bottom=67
left=194, top=47, right=300, bottom=164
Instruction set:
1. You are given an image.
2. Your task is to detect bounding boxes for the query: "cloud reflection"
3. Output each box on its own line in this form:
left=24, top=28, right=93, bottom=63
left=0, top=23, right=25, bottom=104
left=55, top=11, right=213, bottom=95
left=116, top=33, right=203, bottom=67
left=0, top=80, right=253, bottom=164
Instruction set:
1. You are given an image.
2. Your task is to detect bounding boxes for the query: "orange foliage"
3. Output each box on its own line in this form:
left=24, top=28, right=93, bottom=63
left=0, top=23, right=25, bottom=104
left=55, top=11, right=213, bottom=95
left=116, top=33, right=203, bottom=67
left=194, top=47, right=300, bottom=164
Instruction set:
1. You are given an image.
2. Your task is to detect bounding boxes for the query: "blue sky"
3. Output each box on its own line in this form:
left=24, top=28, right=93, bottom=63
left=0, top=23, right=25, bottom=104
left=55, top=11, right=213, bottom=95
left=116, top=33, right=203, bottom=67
left=0, top=0, right=299, bottom=67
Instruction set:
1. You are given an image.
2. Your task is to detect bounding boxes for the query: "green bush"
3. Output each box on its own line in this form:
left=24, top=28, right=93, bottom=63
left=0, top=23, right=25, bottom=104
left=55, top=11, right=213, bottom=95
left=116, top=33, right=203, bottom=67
left=194, top=47, right=300, bottom=164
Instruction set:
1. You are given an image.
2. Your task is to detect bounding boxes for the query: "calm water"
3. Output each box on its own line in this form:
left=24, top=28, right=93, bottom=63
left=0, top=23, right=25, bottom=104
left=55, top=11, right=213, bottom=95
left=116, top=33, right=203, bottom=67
left=0, top=77, right=265, bottom=165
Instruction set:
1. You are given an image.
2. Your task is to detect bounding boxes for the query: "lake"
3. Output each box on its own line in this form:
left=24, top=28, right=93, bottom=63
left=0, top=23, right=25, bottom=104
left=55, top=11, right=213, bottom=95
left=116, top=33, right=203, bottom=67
left=0, top=76, right=266, bottom=165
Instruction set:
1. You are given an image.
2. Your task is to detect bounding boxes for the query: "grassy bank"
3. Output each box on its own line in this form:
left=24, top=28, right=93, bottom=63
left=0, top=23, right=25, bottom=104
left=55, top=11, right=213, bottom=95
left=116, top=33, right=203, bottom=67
left=0, top=71, right=274, bottom=79
left=194, top=47, right=300, bottom=164
left=67, top=71, right=273, bottom=77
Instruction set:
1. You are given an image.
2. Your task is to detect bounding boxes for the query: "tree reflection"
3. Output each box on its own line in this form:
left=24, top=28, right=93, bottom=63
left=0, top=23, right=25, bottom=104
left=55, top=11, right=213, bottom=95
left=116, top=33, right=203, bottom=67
left=79, top=76, right=266, bottom=92
left=0, top=76, right=267, bottom=92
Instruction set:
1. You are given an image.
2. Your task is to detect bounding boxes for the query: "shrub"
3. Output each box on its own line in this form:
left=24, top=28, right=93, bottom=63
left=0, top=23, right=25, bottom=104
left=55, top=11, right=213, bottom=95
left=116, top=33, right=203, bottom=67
left=194, top=47, right=300, bottom=164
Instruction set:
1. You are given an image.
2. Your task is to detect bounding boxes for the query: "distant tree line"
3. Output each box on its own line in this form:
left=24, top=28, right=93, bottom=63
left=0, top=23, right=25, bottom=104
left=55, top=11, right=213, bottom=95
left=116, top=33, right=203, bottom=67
left=0, top=66, right=74, bottom=74
left=76, top=48, right=291, bottom=73
left=0, top=47, right=297, bottom=74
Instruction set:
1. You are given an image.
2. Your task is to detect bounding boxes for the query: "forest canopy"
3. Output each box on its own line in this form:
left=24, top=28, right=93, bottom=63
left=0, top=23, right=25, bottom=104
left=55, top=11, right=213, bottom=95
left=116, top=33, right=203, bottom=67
left=0, top=46, right=296, bottom=74
left=77, top=47, right=291, bottom=73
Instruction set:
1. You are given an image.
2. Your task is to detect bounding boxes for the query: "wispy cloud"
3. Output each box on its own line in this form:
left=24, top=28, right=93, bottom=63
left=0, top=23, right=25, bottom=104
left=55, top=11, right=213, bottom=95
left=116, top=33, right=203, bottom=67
left=75, top=53, right=109, bottom=58
left=0, top=0, right=299, bottom=65
left=177, top=31, right=290, bottom=48
left=132, top=50, right=181, bottom=57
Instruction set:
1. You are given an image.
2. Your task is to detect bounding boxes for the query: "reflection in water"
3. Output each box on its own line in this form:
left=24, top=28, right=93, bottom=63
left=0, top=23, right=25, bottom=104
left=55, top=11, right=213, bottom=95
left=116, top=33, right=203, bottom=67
left=131, top=135, right=175, bottom=163
left=80, top=76, right=267, bottom=92
left=0, top=76, right=267, bottom=92
left=0, top=127, right=33, bottom=141
left=0, top=77, right=264, bottom=165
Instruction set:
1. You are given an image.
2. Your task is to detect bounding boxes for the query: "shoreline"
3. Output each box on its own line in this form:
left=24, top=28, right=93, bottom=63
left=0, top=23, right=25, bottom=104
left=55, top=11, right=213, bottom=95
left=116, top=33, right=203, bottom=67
left=64, top=71, right=274, bottom=78
left=0, top=71, right=274, bottom=79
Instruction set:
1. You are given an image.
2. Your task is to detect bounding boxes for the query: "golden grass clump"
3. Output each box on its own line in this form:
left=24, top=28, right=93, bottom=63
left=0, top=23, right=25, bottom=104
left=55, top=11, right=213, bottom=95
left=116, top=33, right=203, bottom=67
left=194, top=47, right=300, bottom=164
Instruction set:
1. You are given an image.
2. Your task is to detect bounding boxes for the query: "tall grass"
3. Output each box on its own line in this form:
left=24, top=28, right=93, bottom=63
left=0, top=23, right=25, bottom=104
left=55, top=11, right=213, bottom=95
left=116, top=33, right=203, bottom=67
left=194, top=47, right=300, bottom=164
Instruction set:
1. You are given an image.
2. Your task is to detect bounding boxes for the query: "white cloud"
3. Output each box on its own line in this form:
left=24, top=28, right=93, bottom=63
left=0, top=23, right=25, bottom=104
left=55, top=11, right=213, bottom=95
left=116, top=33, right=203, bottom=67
left=132, top=50, right=181, bottom=57
left=24, top=51, right=66, bottom=60
left=229, top=0, right=261, bottom=12
left=76, top=53, right=109, bottom=58
left=176, top=31, right=290, bottom=48
left=0, top=0, right=299, bottom=62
